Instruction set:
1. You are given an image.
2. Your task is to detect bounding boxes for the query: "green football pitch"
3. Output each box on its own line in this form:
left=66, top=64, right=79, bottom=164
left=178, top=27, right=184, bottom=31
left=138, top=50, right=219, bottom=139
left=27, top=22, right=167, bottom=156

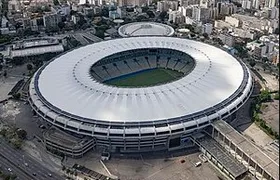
left=104, top=68, right=184, bottom=87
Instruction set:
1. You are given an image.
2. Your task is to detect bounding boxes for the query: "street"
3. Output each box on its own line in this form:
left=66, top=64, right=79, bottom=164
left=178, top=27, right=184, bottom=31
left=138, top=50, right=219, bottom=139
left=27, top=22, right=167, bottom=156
left=0, top=139, right=62, bottom=180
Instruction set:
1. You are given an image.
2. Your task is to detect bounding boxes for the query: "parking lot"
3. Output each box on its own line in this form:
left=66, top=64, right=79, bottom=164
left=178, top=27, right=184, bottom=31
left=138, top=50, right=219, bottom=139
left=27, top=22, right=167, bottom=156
left=66, top=148, right=224, bottom=180
left=106, top=151, right=222, bottom=180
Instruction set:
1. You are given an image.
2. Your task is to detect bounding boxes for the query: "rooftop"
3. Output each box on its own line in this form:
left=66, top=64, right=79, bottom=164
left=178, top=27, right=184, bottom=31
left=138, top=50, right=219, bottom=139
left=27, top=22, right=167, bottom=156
left=213, top=120, right=279, bottom=180
left=33, top=37, right=249, bottom=122
left=43, top=128, right=91, bottom=149
left=11, top=44, right=64, bottom=58
left=196, top=135, right=247, bottom=178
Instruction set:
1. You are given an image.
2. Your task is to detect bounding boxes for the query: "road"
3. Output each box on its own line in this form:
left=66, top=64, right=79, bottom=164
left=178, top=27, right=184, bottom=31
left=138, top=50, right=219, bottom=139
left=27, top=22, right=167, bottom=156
left=0, top=139, right=62, bottom=180
left=0, top=154, right=32, bottom=180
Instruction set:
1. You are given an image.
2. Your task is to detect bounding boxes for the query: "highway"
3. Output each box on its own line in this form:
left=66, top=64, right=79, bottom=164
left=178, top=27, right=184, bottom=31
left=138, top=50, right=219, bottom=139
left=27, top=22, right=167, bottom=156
left=0, top=154, right=32, bottom=180
left=0, top=139, right=62, bottom=180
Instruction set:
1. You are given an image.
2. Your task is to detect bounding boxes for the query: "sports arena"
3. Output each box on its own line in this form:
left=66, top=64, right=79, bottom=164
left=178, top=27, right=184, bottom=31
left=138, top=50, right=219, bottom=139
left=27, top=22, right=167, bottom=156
left=118, top=22, right=175, bottom=37
left=29, top=36, right=253, bottom=153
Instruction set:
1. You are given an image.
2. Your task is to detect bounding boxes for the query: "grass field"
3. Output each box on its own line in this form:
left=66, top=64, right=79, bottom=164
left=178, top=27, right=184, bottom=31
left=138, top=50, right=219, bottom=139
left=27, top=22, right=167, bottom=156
left=104, top=68, right=184, bottom=87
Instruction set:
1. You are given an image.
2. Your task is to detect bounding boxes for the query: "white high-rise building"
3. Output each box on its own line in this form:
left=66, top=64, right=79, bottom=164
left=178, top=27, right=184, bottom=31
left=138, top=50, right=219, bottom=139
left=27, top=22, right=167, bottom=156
left=201, top=23, right=213, bottom=35
left=225, top=16, right=240, bottom=27
left=157, top=1, right=168, bottom=12
left=178, top=6, right=192, bottom=17
left=270, top=6, right=279, bottom=19
left=265, top=0, right=276, bottom=8
left=192, top=6, right=201, bottom=21
left=241, top=0, right=252, bottom=9
left=200, top=0, right=215, bottom=8
left=251, top=0, right=259, bottom=9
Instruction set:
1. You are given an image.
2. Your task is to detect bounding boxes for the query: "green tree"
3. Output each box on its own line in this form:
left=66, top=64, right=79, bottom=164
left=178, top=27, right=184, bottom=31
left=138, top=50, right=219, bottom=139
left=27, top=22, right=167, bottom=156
left=0, top=35, right=11, bottom=44
left=27, top=63, right=33, bottom=71
left=16, top=129, right=27, bottom=140
left=53, top=0, right=60, bottom=5
left=158, top=11, right=167, bottom=21
left=182, top=24, right=195, bottom=32
left=12, top=140, right=22, bottom=149
left=234, top=44, right=248, bottom=58
left=262, top=57, right=269, bottom=63
left=13, top=93, right=21, bottom=99
left=10, top=174, right=17, bottom=180
left=249, top=60, right=256, bottom=68
left=202, top=33, right=209, bottom=39
left=95, top=29, right=105, bottom=39
left=58, top=22, right=65, bottom=30
left=4, top=175, right=11, bottom=180
left=259, top=90, right=271, bottom=102
left=3, top=70, right=7, bottom=77
left=0, top=129, right=7, bottom=137
left=146, top=10, right=155, bottom=18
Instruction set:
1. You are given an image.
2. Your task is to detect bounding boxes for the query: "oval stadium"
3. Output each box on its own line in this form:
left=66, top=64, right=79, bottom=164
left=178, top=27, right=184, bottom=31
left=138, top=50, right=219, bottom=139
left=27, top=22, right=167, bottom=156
left=29, top=36, right=253, bottom=153
left=118, top=22, right=175, bottom=37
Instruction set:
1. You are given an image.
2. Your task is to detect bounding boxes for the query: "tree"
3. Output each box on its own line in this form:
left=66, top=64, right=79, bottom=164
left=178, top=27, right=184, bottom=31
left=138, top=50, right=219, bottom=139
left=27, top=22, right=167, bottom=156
left=0, top=34, right=11, bottom=44
left=4, top=175, right=11, bottom=180
left=262, top=57, right=269, bottom=63
left=101, top=7, right=109, bottom=17
left=95, top=29, right=105, bottom=39
left=274, top=28, right=279, bottom=34
left=141, top=6, right=149, bottom=13
left=66, top=168, right=70, bottom=174
left=158, top=11, right=167, bottom=21
left=3, top=70, right=7, bottom=77
left=12, top=140, right=22, bottom=149
left=10, top=174, right=17, bottom=180
left=26, top=64, right=33, bottom=71
left=62, top=166, right=66, bottom=171
left=0, top=129, right=7, bottom=137
left=259, top=90, right=271, bottom=102
left=53, top=0, right=59, bottom=5
left=77, top=16, right=87, bottom=27
left=16, top=129, right=27, bottom=140
left=234, top=44, right=248, bottom=58
left=146, top=10, right=155, bottom=18
left=58, top=22, right=65, bottom=30
left=202, top=33, right=209, bottom=39
left=249, top=60, right=256, bottom=68
left=182, top=24, right=195, bottom=32
left=13, top=93, right=21, bottom=100
left=136, top=15, right=148, bottom=22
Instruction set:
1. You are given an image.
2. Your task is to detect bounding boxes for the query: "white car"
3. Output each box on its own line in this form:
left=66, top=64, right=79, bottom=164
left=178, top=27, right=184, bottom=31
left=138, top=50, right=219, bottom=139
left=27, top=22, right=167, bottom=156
left=8, top=168, right=12, bottom=172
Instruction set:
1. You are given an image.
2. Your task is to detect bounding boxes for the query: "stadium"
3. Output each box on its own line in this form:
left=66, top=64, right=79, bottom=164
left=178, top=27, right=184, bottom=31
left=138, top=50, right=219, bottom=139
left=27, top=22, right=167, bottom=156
left=118, top=22, right=175, bottom=37
left=29, top=36, right=253, bottom=153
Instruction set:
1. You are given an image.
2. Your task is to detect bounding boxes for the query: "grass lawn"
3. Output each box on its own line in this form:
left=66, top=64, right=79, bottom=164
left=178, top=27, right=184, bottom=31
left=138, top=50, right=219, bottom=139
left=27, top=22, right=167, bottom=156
left=104, top=68, right=183, bottom=87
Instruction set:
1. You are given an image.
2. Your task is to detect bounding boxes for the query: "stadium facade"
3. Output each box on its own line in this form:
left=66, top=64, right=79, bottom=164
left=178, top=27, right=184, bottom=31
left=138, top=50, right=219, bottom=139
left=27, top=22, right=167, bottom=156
left=29, top=37, right=253, bottom=153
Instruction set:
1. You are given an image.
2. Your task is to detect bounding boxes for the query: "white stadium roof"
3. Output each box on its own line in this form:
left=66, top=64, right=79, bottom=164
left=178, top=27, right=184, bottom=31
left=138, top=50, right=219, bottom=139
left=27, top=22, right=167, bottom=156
left=118, top=22, right=175, bottom=37
left=33, top=37, right=249, bottom=123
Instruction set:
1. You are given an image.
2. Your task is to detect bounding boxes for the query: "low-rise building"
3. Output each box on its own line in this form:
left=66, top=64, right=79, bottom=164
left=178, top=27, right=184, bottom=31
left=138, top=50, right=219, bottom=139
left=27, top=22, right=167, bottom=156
left=225, top=16, right=240, bottom=28
left=43, top=128, right=95, bottom=158
left=43, top=13, right=62, bottom=30
left=218, top=33, right=235, bottom=47
left=201, top=23, right=213, bottom=35
left=10, top=38, right=64, bottom=58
